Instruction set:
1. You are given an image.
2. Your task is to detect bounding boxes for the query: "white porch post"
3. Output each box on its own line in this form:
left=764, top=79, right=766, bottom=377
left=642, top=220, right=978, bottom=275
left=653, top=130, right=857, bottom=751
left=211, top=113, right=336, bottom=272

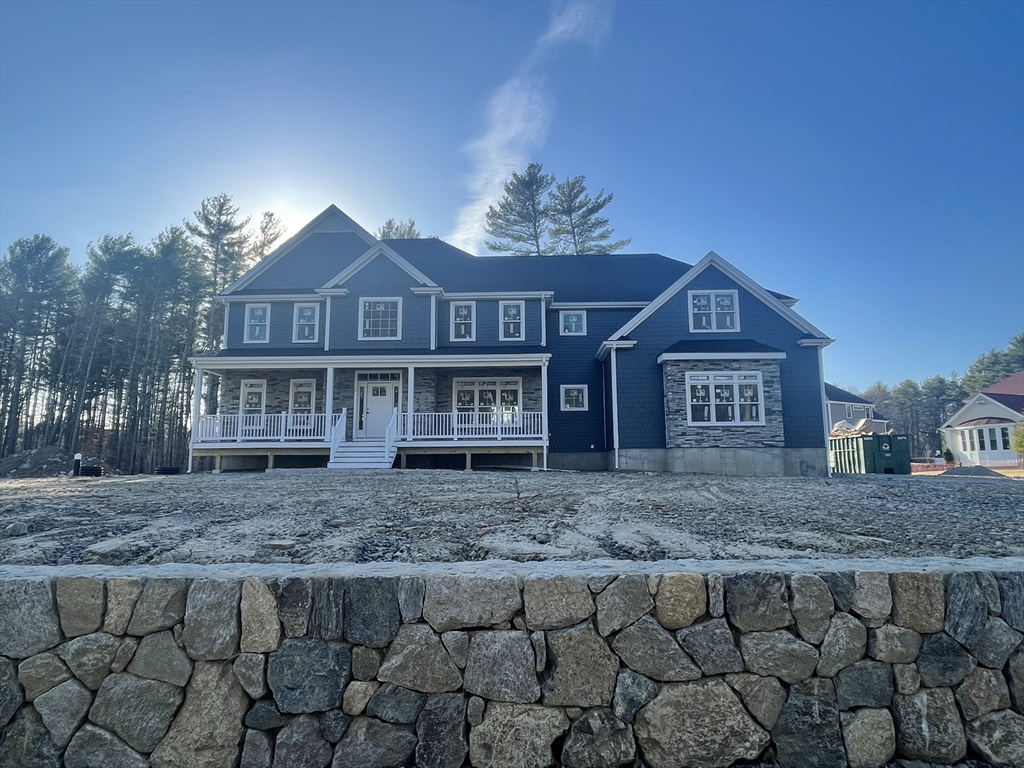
left=407, top=366, right=415, bottom=439
left=188, top=366, right=203, bottom=473
left=541, top=360, right=549, bottom=470
left=611, top=348, right=620, bottom=470
left=540, top=299, right=547, bottom=347
left=326, top=366, right=335, bottom=440
left=324, top=296, right=332, bottom=351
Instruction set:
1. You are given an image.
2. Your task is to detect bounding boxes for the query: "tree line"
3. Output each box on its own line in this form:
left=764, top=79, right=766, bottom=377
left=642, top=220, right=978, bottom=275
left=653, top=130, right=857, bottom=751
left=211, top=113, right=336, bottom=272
left=0, top=194, right=284, bottom=473
left=852, top=334, right=1023, bottom=457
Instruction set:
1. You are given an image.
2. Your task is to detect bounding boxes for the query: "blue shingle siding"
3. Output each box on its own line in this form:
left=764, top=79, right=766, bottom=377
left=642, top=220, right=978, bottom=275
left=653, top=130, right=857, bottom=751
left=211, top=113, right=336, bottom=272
left=436, top=299, right=543, bottom=348
left=616, top=265, right=825, bottom=450
left=227, top=300, right=326, bottom=349
left=242, top=232, right=372, bottom=292
left=328, top=257, right=432, bottom=350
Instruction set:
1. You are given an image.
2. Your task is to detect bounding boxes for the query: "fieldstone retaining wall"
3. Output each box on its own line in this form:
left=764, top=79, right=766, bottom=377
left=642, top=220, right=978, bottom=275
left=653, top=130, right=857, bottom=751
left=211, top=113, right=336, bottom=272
left=1, top=567, right=1023, bottom=767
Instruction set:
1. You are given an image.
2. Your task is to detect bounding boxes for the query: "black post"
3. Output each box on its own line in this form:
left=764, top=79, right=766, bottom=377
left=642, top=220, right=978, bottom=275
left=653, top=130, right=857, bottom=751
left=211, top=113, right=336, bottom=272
left=73, top=453, right=82, bottom=477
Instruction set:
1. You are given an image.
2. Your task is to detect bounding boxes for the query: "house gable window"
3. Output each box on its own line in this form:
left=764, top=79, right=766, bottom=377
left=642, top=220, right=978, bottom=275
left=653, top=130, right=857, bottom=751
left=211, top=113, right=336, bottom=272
left=499, top=301, right=525, bottom=341
left=450, top=301, right=476, bottom=342
left=244, top=304, right=271, bottom=343
left=560, top=385, right=588, bottom=411
left=359, top=297, right=402, bottom=341
left=559, top=310, right=587, bottom=336
left=688, top=290, right=739, bottom=333
left=686, top=371, right=764, bottom=425
left=293, top=303, right=320, bottom=343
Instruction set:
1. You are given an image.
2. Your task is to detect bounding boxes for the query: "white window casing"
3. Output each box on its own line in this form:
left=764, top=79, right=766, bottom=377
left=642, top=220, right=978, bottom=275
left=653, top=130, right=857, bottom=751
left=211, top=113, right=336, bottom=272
left=293, top=303, right=320, bottom=343
left=358, top=297, right=402, bottom=341
left=560, top=385, right=588, bottom=411
left=845, top=404, right=853, bottom=419
left=244, top=303, right=271, bottom=343
left=240, top=379, right=267, bottom=414
left=685, top=371, right=765, bottom=426
left=688, top=290, right=740, bottom=333
left=499, top=300, right=525, bottom=341
left=450, top=301, right=476, bottom=342
left=289, top=379, right=316, bottom=414
left=559, top=310, right=587, bottom=336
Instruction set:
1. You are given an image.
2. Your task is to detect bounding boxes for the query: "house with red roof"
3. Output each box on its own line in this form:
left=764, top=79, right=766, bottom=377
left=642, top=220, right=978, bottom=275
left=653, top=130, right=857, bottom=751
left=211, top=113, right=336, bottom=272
left=941, top=370, right=1023, bottom=466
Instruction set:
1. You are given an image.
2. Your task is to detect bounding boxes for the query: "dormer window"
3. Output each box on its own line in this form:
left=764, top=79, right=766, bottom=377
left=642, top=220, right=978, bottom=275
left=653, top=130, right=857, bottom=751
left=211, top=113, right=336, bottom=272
left=244, top=304, right=270, bottom=343
left=688, top=290, right=739, bottom=333
left=358, top=297, right=402, bottom=340
left=293, top=303, right=319, bottom=343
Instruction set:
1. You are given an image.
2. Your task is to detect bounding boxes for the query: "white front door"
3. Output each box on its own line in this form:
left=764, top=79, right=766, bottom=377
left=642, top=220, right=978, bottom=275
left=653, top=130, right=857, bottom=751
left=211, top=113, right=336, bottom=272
left=363, top=382, right=397, bottom=438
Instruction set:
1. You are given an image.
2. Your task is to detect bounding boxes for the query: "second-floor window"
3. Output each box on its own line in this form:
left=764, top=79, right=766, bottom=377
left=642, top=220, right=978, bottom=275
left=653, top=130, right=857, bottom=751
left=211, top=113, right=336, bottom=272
left=689, top=290, right=739, bottom=333
left=359, top=298, right=402, bottom=340
left=499, top=301, right=525, bottom=341
left=244, top=304, right=270, bottom=343
left=559, top=310, right=587, bottom=336
left=293, top=303, right=319, bottom=343
left=451, top=301, right=475, bottom=341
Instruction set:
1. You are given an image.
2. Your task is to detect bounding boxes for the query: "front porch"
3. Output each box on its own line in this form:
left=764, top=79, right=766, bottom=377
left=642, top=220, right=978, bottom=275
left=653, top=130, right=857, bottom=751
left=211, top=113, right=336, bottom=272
left=187, top=353, right=551, bottom=470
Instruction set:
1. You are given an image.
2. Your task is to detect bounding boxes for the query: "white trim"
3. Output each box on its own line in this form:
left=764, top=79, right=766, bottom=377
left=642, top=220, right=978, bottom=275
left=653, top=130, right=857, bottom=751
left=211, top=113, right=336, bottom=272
left=222, top=305, right=229, bottom=349
left=560, top=384, right=589, bottom=411
left=222, top=204, right=376, bottom=295
left=292, top=302, right=320, bottom=344
left=941, top=393, right=1024, bottom=429
left=326, top=367, right=335, bottom=419
left=559, top=310, right=587, bottom=336
left=596, top=339, right=638, bottom=360
left=798, top=337, right=835, bottom=347
left=357, top=297, right=403, bottom=342
left=288, top=379, right=316, bottom=414
left=542, top=360, right=549, bottom=469
left=540, top=299, right=547, bottom=347
left=450, top=300, right=476, bottom=342
left=687, top=289, right=740, bottom=333
left=323, top=243, right=437, bottom=289
left=315, top=288, right=350, bottom=297
left=353, top=370, right=403, bottom=439
left=499, top=300, right=526, bottom=342
left=240, top=379, right=267, bottom=415
left=550, top=301, right=648, bottom=310
left=324, top=296, right=332, bottom=350
left=188, top=367, right=203, bottom=472
left=407, top=366, right=415, bottom=438
left=442, top=291, right=553, bottom=300
left=657, top=351, right=787, bottom=362
left=609, top=251, right=830, bottom=342
left=430, top=294, right=437, bottom=351
left=611, top=349, right=620, bottom=469
left=191, top=353, right=553, bottom=368
left=684, top=371, right=766, bottom=427
left=819, top=348, right=833, bottom=477
left=411, top=286, right=444, bottom=296
left=243, top=303, right=271, bottom=344
left=223, top=293, right=323, bottom=303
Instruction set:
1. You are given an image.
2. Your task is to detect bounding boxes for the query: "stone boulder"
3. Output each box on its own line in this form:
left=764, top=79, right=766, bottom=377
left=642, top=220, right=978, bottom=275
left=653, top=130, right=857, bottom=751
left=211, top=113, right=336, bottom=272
left=561, top=708, right=635, bottom=768
left=127, top=630, right=193, bottom=687
left=771, top=678, right=845, bottom=768
left=463, top=631, right=539, bottom=702
left=308, top=578, right=344, bottom=641
left=150, top=661, right=249, bottom=768
left=241, top=729, right=273, bottom=768
left=676, top=618, right=744, bottom=676
left=342, top=681, right=378, bottom=716
left=55, top=577, right=105, bottom=638
left=965, top=709, right=1024, bottom=767
left=267, top=638, right=351, bottom=713
left=916, top=632, right=975, bottom=688
left=88, top=673, right=183, bottom=753
left=594, top=575, right=654, bottom=637
left=245, top=699, right=285, bottom=730
left=58, top=632, right=121, bottom=690
left=892, top=687, right=966, bottom=763
left=634, top=680, right=769, bottom=768
left=331, top=717, right=417, bottom=768
left=739, top=630, right=819, bottom=684
left=125, top=578, right=187, bottom=636
left=103, top=579, right=143, bottom=636
left=840, top=708, right=895, bottom=768
left=441, top=631, right=469, bottom=668
left=273, top=713, right=332, bottom=768
left=868, top=624, right=921, bottom=664
left=398, top=576, right=425, bottom=623
left=821, top=572, right=856, bottom=612
left=612, top=615, right=701, bottom=682
left=0, top=657, right=22, bottom=730
left=64, top=724, right=148, bottom=768
left=16, top=652, right=70, bottom=702
left=945, top=572, right=988, bottom=648
left=611, top=669, right=657, bottom=724
left=817, top=612, right=866, bottom=677
left=955, top=666, right=1010, bottom=721
left=183, top=579, right=241, bottom=660
left=789, top=573, right=834, bottom=644
left=970, top=616, right=1023, bottom=670
left=468, top=703, right=569, bottom=768
left=352, top=646, right=382, bottom=681
left=241, top=578, right=281, bottom=654
left=376, top=624, right=462, bottom=693
left=319, top=710, right=351, bottom=743
left=724, top=673, right=786, bottom=730
left=997, top=572, right=1024, bottom=632
left=852, top=571, right=891, bottom=622
left=422, top=575, right=521, bottom=632
left=415, top=693, right=467, bottom=768
left=0, top=579, right=61, bottom=659
left=33, top=678, right=92, bottom=750
left=523, top=576, right=594, bottom=630
left=344, top=578, right=400, bottom=649
left=0, top=707, right=62, bottom=768
left=233, top=653, right=267, bottom=699
left=269, top=577, right=312, bottom=638
left=542, top=622, right=619, bottom=707
left=835, top=660, right=893, bottom=710
left=891, top=572, right=944, bottom=633
left=366, top=683, right=426, bottom=724
left=654, top=573, right=706, bottom=630
left=725, top=572, right=791, bottom=632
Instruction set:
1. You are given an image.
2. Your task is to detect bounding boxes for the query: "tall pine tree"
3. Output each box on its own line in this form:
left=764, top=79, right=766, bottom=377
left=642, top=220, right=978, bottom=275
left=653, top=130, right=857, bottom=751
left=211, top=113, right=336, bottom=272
left=548, top=176, right=630, bottom=254
left=484, top=163, right=555, bottom=256
left=376, top=218, right=421, bottom=239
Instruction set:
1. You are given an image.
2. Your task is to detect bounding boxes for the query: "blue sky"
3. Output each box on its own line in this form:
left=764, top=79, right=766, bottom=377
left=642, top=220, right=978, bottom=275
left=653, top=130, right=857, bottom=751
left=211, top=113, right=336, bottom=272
left=1, top=0, right=1021, bottom=391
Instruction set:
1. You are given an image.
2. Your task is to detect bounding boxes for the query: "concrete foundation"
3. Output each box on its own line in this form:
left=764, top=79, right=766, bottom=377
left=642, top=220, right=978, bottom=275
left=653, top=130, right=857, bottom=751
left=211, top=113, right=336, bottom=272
left=615, top=447, right=828, bottom=477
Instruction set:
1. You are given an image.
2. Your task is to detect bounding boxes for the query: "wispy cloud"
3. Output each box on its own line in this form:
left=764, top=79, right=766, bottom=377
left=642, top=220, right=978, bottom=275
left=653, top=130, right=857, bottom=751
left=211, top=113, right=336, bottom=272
left=447, top=2, right=613, bottom=255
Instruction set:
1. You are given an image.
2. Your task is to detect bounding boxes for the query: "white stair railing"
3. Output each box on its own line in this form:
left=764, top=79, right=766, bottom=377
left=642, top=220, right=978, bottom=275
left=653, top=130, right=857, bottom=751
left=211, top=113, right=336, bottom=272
left=331, top=409, right=348, bottom=457
left=384, top=408, right=399, bottom=462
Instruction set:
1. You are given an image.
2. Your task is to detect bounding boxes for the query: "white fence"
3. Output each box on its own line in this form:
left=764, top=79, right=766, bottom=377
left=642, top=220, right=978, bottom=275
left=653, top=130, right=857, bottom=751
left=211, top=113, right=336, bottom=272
left=194, top=413, right=336, bottom=442
left=399, top=411, right=544, bottom=440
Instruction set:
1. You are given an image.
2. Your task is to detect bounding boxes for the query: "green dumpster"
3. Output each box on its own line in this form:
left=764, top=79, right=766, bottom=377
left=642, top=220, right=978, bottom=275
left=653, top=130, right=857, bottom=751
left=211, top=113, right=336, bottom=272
left=829, top=434, right=911, bottom=475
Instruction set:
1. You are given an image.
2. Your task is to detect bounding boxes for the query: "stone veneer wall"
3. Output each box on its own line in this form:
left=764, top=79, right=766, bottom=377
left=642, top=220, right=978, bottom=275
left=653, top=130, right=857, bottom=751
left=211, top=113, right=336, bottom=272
left=1, top=568, right=1023, bottom=768
left=663, top=359, right=785, bottom=449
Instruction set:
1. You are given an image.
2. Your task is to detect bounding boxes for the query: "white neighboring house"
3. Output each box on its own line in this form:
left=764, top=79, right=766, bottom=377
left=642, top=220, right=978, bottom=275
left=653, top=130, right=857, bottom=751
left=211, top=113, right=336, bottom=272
left=942, top=370, right=1023, bottom=467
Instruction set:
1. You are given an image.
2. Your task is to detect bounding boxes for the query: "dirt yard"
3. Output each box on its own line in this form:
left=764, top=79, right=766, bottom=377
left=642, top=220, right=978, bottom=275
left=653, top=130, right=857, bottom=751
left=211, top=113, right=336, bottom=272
left=0, top=469, right=1021, bottom=566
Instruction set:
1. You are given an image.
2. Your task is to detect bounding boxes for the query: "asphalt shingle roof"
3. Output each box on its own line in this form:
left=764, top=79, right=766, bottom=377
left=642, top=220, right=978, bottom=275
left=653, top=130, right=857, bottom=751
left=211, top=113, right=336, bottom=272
left=661, top=340, right=785, bottom=356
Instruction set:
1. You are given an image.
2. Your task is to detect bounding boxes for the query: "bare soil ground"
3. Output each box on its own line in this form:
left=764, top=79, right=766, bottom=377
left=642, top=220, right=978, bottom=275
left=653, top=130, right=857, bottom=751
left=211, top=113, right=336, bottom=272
left=0, top=469, right=1021, bottom=567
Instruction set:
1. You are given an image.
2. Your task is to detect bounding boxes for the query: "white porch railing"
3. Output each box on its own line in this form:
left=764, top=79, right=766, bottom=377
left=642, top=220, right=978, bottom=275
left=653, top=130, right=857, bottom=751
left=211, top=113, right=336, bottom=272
left=399, top=411, right=544, bottom=440
left=193, top=413, right=340, bottom=442
left=385, top=408, right=399, bottom=459
left=331, top=410, right=349, bottom=454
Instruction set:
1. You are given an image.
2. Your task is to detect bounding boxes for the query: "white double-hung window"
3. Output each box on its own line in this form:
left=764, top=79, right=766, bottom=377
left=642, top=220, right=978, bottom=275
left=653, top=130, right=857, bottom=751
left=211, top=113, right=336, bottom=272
left=244, top=304, right=271, bottom=343
left=499, top=301, right=525, bottom=341
left=359, top=297, right=402, bottom=340
left=293, top=303, right=319, bottom=343
left=451, top=301, right=475, bottom=341
left=688, top=290, right=739, bottom=332
left=686, top=372, right=764, bottom=425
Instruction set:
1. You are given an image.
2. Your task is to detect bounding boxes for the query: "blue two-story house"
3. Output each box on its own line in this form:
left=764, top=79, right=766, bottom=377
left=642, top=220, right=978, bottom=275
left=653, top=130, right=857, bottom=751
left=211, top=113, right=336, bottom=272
left=188, top=205, right=834, bottom=475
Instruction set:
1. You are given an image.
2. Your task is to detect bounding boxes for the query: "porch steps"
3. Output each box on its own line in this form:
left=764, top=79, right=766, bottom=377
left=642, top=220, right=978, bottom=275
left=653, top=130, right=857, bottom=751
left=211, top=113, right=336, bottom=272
left=328, top=438, right=397, bottom=470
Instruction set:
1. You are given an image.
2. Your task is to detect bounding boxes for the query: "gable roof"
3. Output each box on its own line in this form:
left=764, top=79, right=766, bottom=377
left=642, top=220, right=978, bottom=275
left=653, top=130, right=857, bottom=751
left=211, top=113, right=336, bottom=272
left=824, top=383, right=873, bottom=405
left=980, top=370, right=1024, bottom=413
left=321, top=242, right=438, bottom=289
left=607, top=251, right=831, bottom=343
